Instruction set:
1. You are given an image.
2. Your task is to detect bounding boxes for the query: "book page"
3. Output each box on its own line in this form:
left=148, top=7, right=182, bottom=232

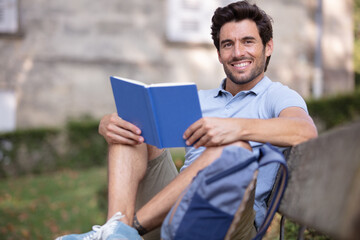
left=112, top=76, right=147, bottom=87
left=150, top=82, right=196, bottom=87
left=112, top=76, right=194, bottom=88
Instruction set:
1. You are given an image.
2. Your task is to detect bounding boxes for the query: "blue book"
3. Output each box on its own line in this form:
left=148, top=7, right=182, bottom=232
left=110, top=76, right=203, bottom=148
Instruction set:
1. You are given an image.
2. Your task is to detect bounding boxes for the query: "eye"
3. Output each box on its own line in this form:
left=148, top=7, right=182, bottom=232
left=244, top=39, right=255, bottom=45
left=222, top=42, right=232, bottom=48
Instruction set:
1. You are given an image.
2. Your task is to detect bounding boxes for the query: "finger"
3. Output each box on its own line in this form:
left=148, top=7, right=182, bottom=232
left=193, top=134, right=211, bottom=148
left=183, top=119, right=203, bottom=139
left=108, top=114, right=141, bottom=136
left=108, top=125, right=144, bottom=143
left=185, top=127, right=207, bottom=146
left=120, top=119, right=141, bottom=135
left=107, top=132, right=143, bottom=145
left=202, top=137, right=220, bottom=148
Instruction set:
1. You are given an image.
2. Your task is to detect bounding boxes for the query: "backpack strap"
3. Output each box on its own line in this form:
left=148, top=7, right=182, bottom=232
left=253, top=143, right=289, bottom=240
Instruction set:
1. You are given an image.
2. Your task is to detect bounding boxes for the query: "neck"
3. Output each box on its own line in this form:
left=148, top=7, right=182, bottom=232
left=225, top=73, right=264, bottom=96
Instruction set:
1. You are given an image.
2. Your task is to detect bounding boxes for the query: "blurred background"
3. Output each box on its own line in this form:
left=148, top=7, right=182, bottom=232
left=0, top=0, right=358, bottom=239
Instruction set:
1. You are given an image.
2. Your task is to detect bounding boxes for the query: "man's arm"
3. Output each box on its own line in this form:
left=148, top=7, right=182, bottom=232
left=183, top=106, right=318, bottom=148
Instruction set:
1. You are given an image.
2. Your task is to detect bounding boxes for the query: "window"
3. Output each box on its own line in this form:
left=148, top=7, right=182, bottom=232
left=166, top=0, right=234, bottom=44
left=0, top=0, right=19, bottom=34
left=0, top=91, right=16, bottom=132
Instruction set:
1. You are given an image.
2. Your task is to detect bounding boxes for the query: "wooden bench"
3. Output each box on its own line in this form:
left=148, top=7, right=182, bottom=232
left=225, top=120, right=360, bottom=240
left=278, top=120, right=360, bottom=239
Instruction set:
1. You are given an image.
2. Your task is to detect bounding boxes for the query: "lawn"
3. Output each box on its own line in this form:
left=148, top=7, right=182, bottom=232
left=0, top=164, right=332, bottom=240
left=0, top=167, right=107, bottom=239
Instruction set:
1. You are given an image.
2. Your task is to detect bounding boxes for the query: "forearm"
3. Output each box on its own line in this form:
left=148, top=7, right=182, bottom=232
left=184, top=107, right=317, bottom=148
left=237, top=116, right=318, bottom=147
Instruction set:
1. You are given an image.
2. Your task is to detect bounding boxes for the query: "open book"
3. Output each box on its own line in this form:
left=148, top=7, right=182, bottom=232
left=110, top=76, right=203, bottom=148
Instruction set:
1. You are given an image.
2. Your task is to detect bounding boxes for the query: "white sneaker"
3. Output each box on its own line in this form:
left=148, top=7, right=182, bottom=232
left=55, top=212, right=141, bottom=240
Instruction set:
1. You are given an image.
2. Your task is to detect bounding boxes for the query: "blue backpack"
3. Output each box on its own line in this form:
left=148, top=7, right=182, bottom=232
left=161, top=143, right=288, bottom=240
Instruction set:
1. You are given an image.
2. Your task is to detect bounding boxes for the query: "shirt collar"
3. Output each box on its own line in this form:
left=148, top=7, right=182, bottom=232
left=213, top=76, right=271, bottom=97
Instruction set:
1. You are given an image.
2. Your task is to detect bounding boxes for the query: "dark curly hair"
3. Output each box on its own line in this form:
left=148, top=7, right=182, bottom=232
left=211, top=1, right=273, bottom=71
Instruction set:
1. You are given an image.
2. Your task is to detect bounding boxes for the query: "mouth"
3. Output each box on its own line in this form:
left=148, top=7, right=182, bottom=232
left=231, top=60, right=252, bottom=70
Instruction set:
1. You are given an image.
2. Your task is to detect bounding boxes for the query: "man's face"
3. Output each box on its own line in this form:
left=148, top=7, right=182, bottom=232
left=217, top=19, right=273, bottom=89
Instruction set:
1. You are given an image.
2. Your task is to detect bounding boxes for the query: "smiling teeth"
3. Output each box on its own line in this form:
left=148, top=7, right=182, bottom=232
left=234, top=62, right=249, bottom=67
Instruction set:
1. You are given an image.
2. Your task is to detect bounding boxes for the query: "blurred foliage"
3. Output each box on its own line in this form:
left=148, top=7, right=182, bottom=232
left=63, top=120, right=107, bottom=169
left=306, top=89, right=360, bottom=131
left=0, top=119, right=107, bottom=178
left=0, top=128, right=60, bottom=178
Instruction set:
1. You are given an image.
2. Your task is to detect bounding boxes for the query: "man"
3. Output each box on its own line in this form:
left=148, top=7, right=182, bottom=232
left=57, top=1, right=317, bottom=239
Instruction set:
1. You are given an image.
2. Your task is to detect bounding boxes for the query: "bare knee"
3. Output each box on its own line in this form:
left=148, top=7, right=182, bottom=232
left=196, top=141, right=252, bottom=168
left=146, top=144, right=165, bottom=161
left=228, top=140, right=252, bottom=152
left=181, top=141, right=253, bottom=182
left=205, top=140, right=252, bottom=156
left=108, top=142, right=148, bottom=154
left=107, top=143, right=163, bottom=167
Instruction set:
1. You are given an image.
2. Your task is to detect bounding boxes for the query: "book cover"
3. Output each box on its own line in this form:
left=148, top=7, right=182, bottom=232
left=110, top=76, right=202, bottom=148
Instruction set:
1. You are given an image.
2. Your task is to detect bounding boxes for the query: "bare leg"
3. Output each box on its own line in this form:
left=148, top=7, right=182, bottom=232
left=107, top=143, right=164, bottom=225
left=136, top=141, right=252, bottom=231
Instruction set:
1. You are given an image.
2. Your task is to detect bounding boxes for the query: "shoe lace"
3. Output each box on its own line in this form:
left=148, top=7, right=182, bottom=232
left=84, top=212, right=125, bottom=240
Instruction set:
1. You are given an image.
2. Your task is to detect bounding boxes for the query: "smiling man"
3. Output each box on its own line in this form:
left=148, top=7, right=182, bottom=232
left=56, top=1, right=317, bottom=240
left=218, top=20, right=272, bottom=91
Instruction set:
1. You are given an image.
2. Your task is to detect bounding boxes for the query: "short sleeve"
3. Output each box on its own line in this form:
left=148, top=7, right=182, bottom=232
left=266, top=84, right=308, bottom=117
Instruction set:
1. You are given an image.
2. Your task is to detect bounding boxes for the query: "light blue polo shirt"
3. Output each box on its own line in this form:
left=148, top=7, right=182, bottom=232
left=181, top=76, right=308, bottom=228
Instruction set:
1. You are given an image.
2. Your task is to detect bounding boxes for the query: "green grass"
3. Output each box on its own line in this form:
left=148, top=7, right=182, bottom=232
left=0, top=149, right=184, bottom=240
left=0, top=167, right=107, bottom=239
left=0, top=152, right=331, bottom=240
left=264, top=214, right=331, bottom=240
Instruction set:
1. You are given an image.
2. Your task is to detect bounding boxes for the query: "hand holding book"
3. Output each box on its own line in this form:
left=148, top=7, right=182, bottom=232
left=110, top=76, right=203, bottom=148
left=98, top=113, right=145, bottom=145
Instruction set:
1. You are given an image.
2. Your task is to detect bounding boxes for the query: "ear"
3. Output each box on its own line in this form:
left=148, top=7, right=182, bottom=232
left=265, top=38, right=273, bottom=57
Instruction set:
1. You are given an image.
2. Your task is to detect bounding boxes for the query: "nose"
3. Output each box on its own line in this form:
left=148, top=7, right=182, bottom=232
left=233, top=42, right=245, bottom=58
